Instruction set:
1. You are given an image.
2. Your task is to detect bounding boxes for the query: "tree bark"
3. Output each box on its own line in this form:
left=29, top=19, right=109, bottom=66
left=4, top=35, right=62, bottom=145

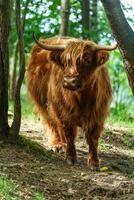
left=101, top=0, right=134, bottom=94
left=59, top=0, right=70, bottom=36
left=9, top=0, right=26, bottom=142
left=0, top=0, right=11, bottom=141
left=10, top=43, right=18, bottom=100
left=81, top=0, right=90, bottom=39
left=10, top=0, right=30, bottom=100
left=92, top=0, right=98, bottom=29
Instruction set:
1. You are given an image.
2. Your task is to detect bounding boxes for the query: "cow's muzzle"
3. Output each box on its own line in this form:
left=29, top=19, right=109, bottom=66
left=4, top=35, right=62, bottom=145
left=63, top=76, right=81, bottom=91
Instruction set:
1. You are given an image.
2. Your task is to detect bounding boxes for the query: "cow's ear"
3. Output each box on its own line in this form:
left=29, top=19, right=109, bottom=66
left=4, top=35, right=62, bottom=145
left=95, top=50, right=109, bottom=66
left=50, top=50, right=62, bottom=66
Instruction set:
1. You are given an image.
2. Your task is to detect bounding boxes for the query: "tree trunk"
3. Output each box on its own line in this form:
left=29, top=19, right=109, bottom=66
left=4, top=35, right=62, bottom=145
left=92, top=0, right=98, bottom=29
left=101, top=0, right=134, bottom=94
left=81, top=0, right=90, bottom=39
left=59, top=0, right=70, bottom=36
left=10, top=43, right=18, bottom=100
left=9, top=0, right=26, bottom=142
left=10, top=0, right=30, bottom=100
left=0, top=0, right=11, bottom=141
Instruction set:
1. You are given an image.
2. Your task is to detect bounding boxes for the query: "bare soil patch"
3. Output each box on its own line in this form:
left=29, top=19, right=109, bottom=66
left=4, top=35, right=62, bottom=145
left=0, top=120, right=134, bottom=200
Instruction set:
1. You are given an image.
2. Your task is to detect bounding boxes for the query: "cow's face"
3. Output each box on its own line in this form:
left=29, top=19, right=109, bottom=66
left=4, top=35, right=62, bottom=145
left=50, top=41, right=109, bottom=91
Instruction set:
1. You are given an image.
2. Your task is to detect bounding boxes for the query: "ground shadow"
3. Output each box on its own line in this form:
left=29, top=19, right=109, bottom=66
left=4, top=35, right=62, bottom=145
left=0, top=124, right=134, bottom=200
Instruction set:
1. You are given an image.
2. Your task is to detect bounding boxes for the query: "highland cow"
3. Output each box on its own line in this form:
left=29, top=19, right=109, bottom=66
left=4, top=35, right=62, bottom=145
left=27, top=34, right=117, bottom=170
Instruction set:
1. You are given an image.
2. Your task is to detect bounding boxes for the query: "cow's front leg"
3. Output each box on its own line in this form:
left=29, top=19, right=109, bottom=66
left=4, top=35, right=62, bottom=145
left=46, top=119, right=66, bottom=153
left=64, top=126, right=77, bottom=165
left=85, top=124, right=103, bottom=171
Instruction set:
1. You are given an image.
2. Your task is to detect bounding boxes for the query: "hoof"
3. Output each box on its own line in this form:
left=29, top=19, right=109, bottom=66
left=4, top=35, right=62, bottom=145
left=89, top=164, right=100, bottom=172
left=87, top=154, right=100, bottom=171
left=66, top=158, right=77, bottom=165
left=50, top=146, right=64, bottom=153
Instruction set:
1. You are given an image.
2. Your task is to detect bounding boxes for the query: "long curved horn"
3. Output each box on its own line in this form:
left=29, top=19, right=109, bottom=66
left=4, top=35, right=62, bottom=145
left=33, top=33, right=67, bottom=51
left=96, top=43, right=118, bottom=51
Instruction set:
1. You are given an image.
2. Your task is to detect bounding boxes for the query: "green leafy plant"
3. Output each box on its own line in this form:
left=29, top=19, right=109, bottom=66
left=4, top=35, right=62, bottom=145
left=33, top=192, right=45, bottom=200
left=0, top=176, right=17, bottom=200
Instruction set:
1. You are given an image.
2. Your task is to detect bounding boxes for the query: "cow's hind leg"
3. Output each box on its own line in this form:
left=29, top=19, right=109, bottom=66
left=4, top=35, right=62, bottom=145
left=85, top=124, right=103, bottom=171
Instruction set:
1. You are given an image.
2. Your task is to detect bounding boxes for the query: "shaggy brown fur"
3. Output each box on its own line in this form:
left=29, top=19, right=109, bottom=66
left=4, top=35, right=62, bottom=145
left=27, top=36, right=112, bottom=170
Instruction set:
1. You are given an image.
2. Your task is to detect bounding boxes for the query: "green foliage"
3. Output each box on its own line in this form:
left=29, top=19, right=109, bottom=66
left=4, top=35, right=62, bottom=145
left=0, top=175, right=46, bottom=199
left=33, top=192, right=45, bottom=200
left=122, top=136, right=134, bottom=148
left=128, top=171, right=134, bottom=179
left=18, top=135, right=52, bottom=159
left=0, top=176, right=17, bottom=200
left=9, top=90, right=36, bottom=120
left=108, top=111, right=134, bottom=128
left=121, top=132, right=134, bottom=149
left=108, top=50, right=134, bottom=120
left=9, top=0, right=134, bottom=123
left=100, top=139, right=110, bottom=152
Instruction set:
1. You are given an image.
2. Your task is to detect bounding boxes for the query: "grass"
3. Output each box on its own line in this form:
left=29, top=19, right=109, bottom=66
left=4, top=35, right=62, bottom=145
left=18, top=135, right=52, bottom=160
left=100, top=138, right=110, bottom=152
left=33, top=192, right=45, bottom=200
left=128, top=171, right=134, bottom=179
left=0, top=134, right=51, bottom=200
left=0, top=176, right=17, bottom=200
left=0, top=175, right=45, bottom=200
left=108, top=102, right=134, bottom=125
left=9, top=95, right=37, bottom=120
left=0, top=136, right=50, bottom=200
left=121, top=135, right=134, bottom=149
left=107, top=109, right=134, bottom=129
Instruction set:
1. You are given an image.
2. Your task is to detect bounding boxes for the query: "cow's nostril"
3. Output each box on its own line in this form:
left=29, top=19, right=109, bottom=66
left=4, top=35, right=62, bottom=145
left=64, top=78, right=77, bottom=86
left=63, top=76, right=81, bottom=90
left=63, top=77, right=68, bottom=82
left=64, top=81, right=68, bottom=86
left=71, top=79, right=76, bottom=85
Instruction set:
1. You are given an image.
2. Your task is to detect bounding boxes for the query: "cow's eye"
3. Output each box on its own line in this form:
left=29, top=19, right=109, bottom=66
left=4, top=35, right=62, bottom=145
left=66, top=58, right=72, bottom=66
left=76, top=57, right=81, bottom=66
left=82, top=53, right=92, bottom=65
left=62, top=58, right=72, bottom=68
left=60, top=60, right=65, bottom=68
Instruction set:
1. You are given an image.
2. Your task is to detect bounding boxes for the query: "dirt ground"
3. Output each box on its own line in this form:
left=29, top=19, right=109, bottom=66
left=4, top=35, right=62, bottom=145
left=0, top=120, right=134, bottom=200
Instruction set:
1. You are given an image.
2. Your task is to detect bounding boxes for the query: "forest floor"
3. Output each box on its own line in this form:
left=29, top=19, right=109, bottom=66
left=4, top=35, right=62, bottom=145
left=0, top=119, right=134, bottom=200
